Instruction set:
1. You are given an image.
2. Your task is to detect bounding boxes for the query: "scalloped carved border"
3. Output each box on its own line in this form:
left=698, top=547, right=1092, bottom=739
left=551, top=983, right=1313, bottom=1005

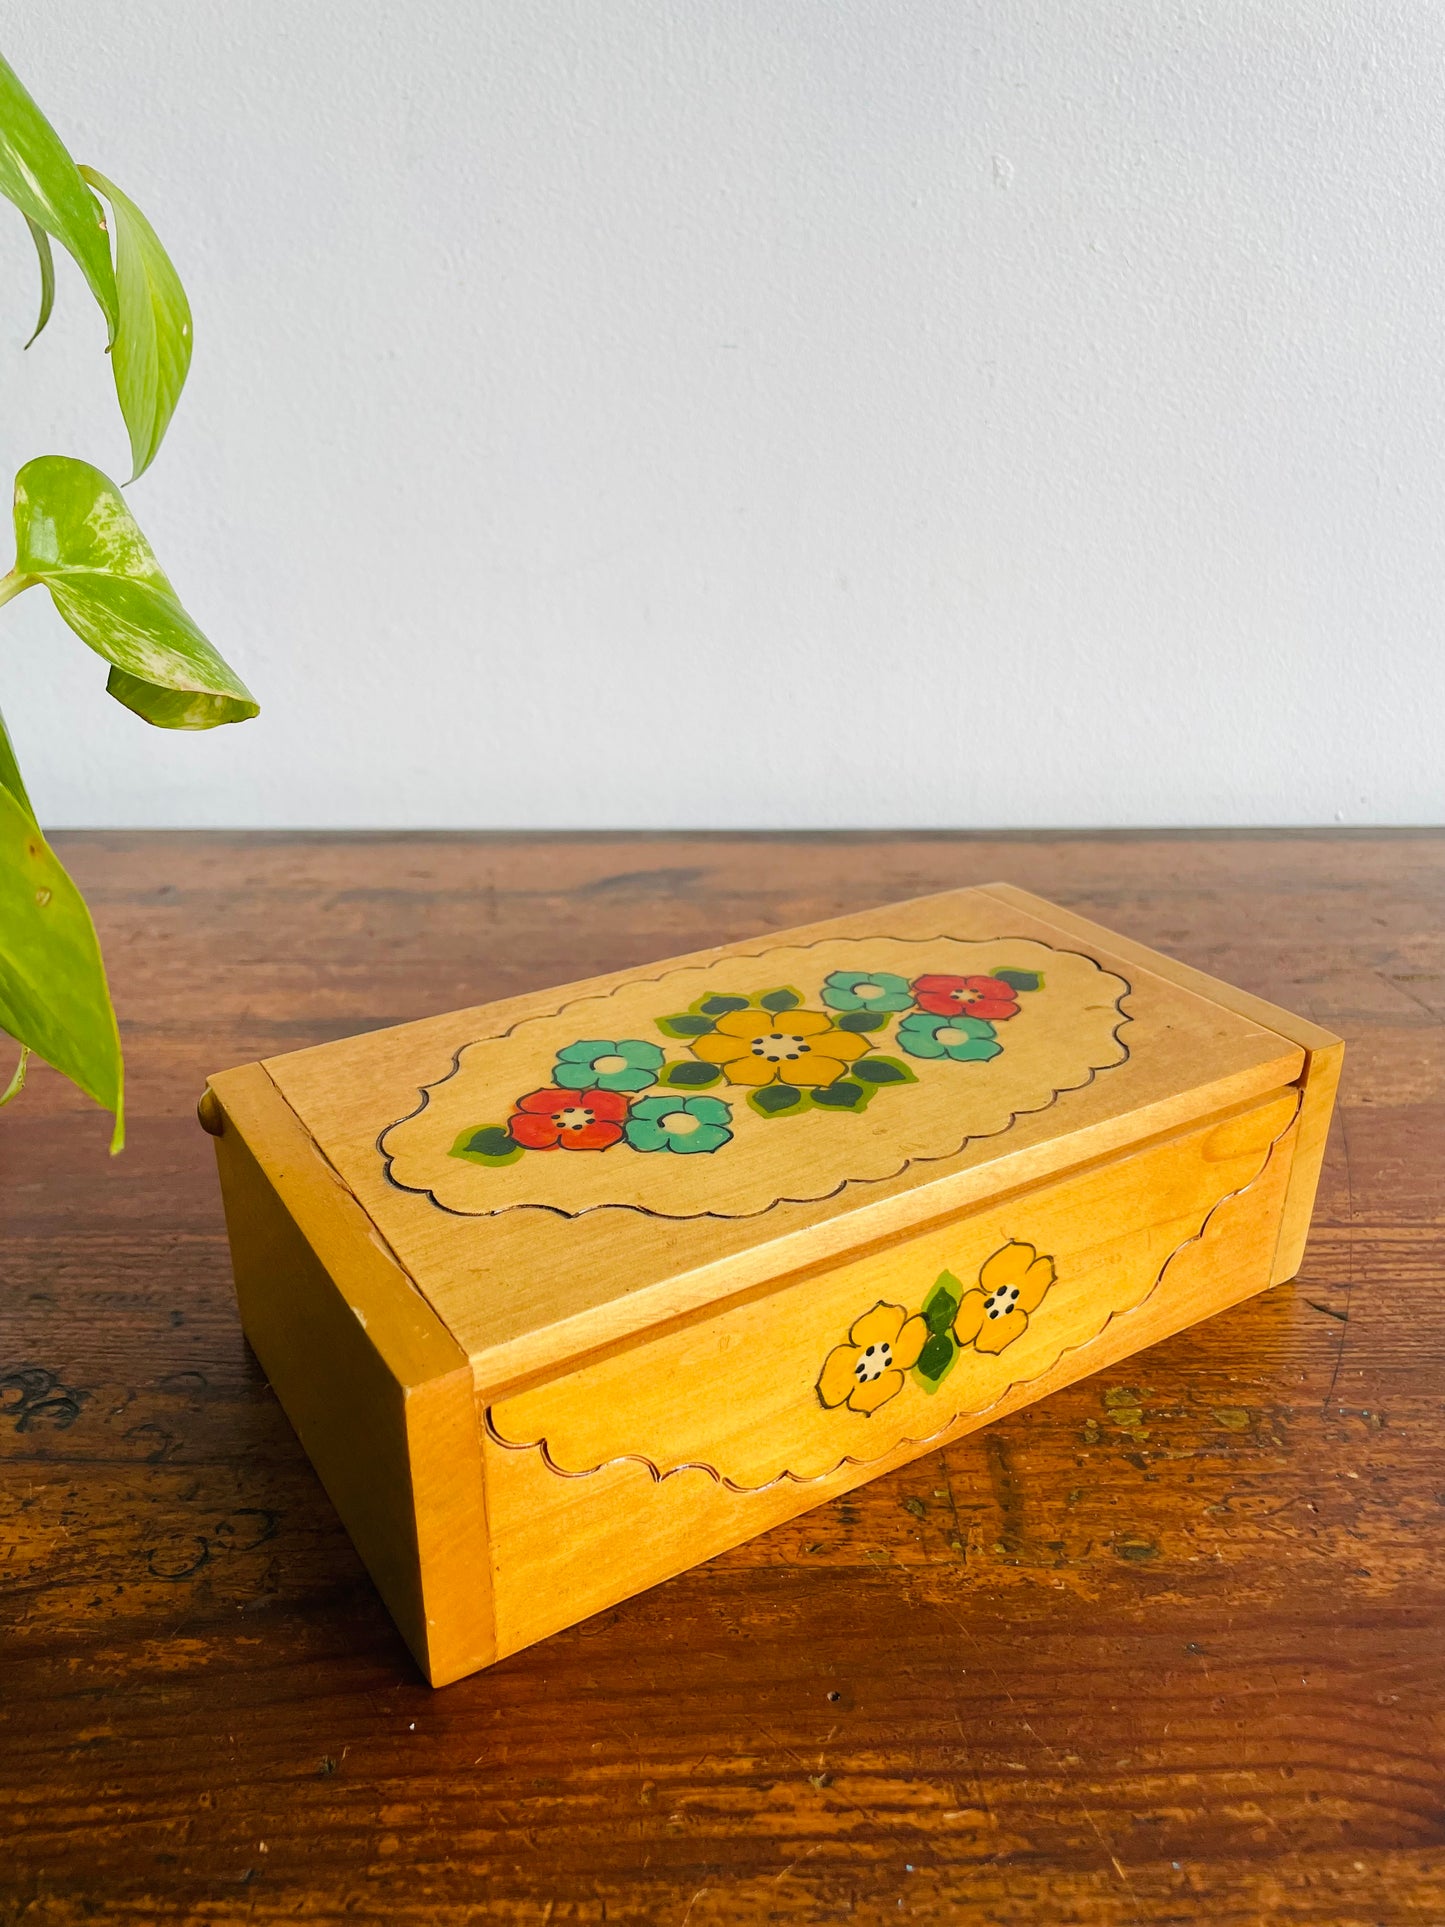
left=377, top=933, right=1132, bottom=1221
left=483, top=1086, right=1302, bottom=1492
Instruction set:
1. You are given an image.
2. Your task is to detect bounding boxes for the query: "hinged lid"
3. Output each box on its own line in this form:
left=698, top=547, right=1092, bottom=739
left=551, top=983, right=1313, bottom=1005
left=238, top=884, right=1310, bottom=1394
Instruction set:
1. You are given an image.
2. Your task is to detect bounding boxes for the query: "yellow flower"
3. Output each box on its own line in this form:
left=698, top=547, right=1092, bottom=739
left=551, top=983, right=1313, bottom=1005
left=817, top=1301, right=930, bottom=1415
left=952, top=1241, right=1055, bottom=1355
left=689, top=1006, right=870, bottom=1088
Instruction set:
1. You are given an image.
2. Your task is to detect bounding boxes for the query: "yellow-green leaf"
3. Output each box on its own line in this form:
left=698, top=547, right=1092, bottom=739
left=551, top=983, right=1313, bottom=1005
left=13, top=456, right=258, bottom=730
left=0, top=780, right=123, bottom=1150
left=22, top=213, right=55, bottom=348
left=0, top=50, right=117, bottom=340
left=0, top=700, right=34, bottom=816
left=78, top=166, right=192, bottom=480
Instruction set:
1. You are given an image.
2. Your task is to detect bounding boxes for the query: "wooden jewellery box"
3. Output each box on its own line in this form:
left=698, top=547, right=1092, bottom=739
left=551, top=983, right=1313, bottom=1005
left=200, top=883, right=1341, bottom=1687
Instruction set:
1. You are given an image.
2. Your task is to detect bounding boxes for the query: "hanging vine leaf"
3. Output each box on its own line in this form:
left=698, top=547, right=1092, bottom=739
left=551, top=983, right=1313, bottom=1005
left=0, top=779, right=123, bottom=1150
left=22, top=215, right=55, bottom=348
left=0, top=701, right=34, bottom=816
left=11, top=456, right=257, bottom=728
left=0, top=51, right=117, bottom=341
left=79, top=167, right=192, bottom=479
left=0, top=52, right=251, bottom=1156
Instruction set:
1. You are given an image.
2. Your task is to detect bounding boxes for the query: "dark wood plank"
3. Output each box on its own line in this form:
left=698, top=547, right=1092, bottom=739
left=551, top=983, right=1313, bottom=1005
left=2, top=832, right=1441, bottom=1925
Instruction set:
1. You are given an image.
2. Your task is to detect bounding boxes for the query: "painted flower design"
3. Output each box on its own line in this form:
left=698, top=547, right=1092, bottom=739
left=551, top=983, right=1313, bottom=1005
left=896, top=1011, right=1001, bottom=1062
left=624, top=1094, right=733, bottom=1154
left=506, top=1086, right=630, bottom=1151
left=553, top=1037, right=664, bottom=1092
left=817, top=1302, right=930, bottom=1415
left=911, top=973, right=1021, bottom=1023
left=820, top=969, right=915, bottom=1014
left=689, top=1007, right=870, bottom=1088
left=952, top=1241, right=1055, bottom=1354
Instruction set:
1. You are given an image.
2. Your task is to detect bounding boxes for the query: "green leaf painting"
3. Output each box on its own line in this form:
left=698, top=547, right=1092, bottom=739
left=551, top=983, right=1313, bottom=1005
left=923, top=1272, right=962, bottom=1333
left=11, top=457, right=257, bottom=729
left=450, top=1124, right=524, bottom=1167
left=657, top=1012, right=716, bottom=1037
left=913, top=1329, right=957, bottom=1390
left=696, top=993, right=750, bottom=1017
left=657, top=1059, right=722, bottom=1088
left=912, top=1272, right=965, bottom=1390
left=851, top=1055, right=916, bottom=1086
left=994, top=967, right=1044, bottom=993
left=837, top=1008, right=889, bottom=1032
left=750, top=1083, right=806, bottom=1117
left=757, top=987, right=802, bottom=1013
left=810, top=1079, right=866, bottom=1109
left=79, top=167, right=193, bottom=479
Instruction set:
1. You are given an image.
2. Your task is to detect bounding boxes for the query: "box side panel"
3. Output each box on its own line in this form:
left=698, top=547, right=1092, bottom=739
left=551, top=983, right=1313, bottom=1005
left=1269, top=1037, right=1343, bottom=1285
left=975, top=882, right=1344, bottom=1285
left=207, top=1065, right=495, bottom=1686
left=482, top=1084, right=1302, bottom=1661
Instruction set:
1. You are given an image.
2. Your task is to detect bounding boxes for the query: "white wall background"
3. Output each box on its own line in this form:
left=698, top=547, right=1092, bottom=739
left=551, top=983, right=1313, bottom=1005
left=1, top=1, right=1441, bottom=829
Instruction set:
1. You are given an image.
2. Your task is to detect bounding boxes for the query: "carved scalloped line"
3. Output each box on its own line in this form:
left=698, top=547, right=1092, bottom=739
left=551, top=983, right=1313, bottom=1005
left=376, top=934, right=1133, bottom=1221
left=483, top=1085, right=1303, bottom=1494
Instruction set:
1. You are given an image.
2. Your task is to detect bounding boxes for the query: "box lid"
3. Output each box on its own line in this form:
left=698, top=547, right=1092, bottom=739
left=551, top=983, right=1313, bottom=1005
left=226, top=884, right=1314, bottom=1394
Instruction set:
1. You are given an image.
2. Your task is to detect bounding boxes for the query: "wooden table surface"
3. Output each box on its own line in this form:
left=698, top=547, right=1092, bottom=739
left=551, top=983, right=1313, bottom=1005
left=2, top=832, right=1441, bottom=1925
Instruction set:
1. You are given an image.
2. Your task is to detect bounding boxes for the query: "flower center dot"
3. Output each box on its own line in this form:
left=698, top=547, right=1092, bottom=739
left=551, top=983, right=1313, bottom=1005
left=592, top=1054, right=628, bottom=1074
left=941, top=1025, right=977, bottom=1044
left=556, top=1107, right=593, bottom=1129
left=853, top=982, right=884, bottom=1000
left=752, top=1031, right=809, bottom=1062
left=854, top=1339, right=895, bottom=1382
left=661, top=1111, right=700, bottom=1134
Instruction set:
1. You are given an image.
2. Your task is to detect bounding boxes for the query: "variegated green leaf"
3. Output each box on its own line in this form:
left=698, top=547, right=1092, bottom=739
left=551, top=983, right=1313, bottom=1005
left=0, top=699, right=34, bottom=816
left=0, top=50, right=117, bottom=340
left=79, top=167, right=192, bottom=479
left=22, top=213, right=55, bottom=348
left=12, top=456, right=257, bottom=729
left=0, top=778, right=123, bottom=1150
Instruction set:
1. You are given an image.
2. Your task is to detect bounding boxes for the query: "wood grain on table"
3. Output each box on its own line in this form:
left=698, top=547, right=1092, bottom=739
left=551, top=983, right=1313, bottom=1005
left=1, top=832, right=1441, bottom=1926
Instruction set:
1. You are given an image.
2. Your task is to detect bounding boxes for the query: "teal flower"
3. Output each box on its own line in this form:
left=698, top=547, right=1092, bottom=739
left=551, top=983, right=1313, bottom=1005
left=896, top=1012, right=1001, bottom=1062
left=553, top=1038, right=664, bottom=1092
left=624, top=1094, right=733, bottom=1154
left=820, top=969, right=915, bottom=1014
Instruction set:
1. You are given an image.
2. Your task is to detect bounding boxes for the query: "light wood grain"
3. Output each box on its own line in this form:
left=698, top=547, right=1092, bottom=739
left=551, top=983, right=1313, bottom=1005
left=1, top=831, right=1434, bottom=1927
left=490, top=1089, right=1301, bottom=1487
left=204, top=885, right=1332, bottom=1686
left=484, top=1087, right=1300, bottom=1658
left=255, top=886, right=1308, bottom=1390
left=977, top=881, right=1347, bottom=1285
left=207, top=1062, right=494, bottom=1685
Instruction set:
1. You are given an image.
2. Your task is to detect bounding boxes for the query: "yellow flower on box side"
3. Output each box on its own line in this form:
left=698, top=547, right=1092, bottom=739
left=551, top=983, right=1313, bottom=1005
left=816, top=1301, right=930, bottom=1415
left=952, top=1241, right=1055, bottom=1354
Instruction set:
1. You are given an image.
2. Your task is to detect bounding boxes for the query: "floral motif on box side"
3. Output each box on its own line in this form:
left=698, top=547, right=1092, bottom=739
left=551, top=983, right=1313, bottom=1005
left=815, top=1240, right=1057, bottom=1415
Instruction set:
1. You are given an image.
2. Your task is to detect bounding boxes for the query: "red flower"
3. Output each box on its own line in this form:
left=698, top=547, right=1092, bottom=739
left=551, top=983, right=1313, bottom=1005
left=911, top=974, right=1020, bottom=1023
left=508, top=1086, right=629, bottom=1151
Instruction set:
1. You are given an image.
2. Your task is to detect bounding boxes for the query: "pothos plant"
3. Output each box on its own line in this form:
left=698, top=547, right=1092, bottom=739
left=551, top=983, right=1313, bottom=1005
left=0, top=52, right=256, bottom=1152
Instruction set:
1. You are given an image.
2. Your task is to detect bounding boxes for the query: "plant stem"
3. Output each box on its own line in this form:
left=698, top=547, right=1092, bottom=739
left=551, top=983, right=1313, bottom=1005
left=0, top=1043, right=29, bottom=1107
left=0, top=571, right=35, bottom=609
